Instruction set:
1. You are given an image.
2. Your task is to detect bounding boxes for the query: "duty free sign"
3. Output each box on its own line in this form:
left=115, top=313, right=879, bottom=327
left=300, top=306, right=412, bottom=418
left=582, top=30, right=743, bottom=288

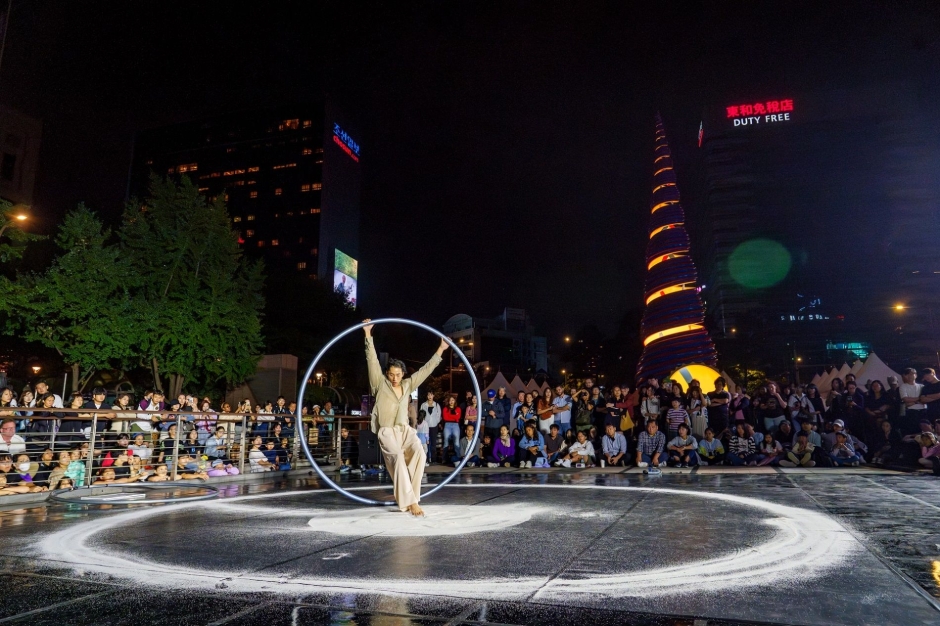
left=726, top=99, right=794, bottom=126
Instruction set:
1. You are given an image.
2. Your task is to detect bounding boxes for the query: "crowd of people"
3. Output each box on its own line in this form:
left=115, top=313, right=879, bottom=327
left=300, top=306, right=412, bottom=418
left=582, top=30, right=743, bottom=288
left=0, top=385, right=310, bottom=495
left=405, top=369, right=940, bottom=472
left=4, top=366, right=940, bottom=495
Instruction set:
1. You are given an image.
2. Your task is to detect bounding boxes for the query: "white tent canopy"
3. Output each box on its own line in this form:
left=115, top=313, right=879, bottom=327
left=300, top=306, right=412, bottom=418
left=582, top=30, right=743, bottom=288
left=509, top=375, right=526, bottom=397
left=484, top=372, right=515, bottom=398
left=525, top=379, right=541, bottom=394
left=850, top=360, right=864, bottom=376
left=853, top=353, right=901, bottom=390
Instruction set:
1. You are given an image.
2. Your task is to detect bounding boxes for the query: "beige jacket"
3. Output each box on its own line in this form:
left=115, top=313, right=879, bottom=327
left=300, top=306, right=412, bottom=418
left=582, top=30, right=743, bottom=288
left=366, top=336, right=442, bottom=434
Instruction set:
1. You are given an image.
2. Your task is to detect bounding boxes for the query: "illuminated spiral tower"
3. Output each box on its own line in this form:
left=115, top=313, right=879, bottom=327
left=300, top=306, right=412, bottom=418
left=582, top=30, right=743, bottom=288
left=636, top=115, right=718, bottom=382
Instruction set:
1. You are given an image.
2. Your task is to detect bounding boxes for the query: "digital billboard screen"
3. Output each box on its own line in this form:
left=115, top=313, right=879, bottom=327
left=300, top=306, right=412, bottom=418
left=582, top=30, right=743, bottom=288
left=333, top=248, right=358, bottom=307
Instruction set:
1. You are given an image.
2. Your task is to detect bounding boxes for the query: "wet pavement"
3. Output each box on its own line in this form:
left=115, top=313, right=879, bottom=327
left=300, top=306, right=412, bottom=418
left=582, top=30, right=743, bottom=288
left=0, top=469, right=938, bottom=625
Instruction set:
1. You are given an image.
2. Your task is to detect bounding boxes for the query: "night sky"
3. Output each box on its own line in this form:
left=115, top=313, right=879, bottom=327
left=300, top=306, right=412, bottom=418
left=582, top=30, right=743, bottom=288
left=2, top=1, right=939, bottom=343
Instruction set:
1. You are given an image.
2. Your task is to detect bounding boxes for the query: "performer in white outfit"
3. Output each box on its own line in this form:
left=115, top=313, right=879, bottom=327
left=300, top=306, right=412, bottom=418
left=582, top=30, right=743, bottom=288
left=363, top=319, right=447, bottom=516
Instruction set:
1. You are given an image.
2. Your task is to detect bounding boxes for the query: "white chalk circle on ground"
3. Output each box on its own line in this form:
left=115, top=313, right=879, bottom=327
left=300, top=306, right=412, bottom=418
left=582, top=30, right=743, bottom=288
left=304, top=504, right=549, bottom=536
left=36, top=484, right=858, bottom=599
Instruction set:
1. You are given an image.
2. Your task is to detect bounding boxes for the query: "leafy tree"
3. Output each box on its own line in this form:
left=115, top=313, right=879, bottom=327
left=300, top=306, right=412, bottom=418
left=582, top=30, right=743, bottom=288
left=8, top=205, right=136, bottom=390
left=120, top=175, right=264, bottom=397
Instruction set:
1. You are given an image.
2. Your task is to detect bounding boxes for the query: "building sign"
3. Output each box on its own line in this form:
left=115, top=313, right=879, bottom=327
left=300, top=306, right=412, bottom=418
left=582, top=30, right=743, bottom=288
left=726, top=99, right=794, bottom=126
left=333, top=248, right=358, bottom=307
left=332, top=123, right=360, bottom=162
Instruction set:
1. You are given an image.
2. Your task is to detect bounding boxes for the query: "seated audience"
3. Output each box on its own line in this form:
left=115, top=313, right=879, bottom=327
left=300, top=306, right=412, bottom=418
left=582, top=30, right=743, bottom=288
left=543, top=424, right=566, bottom=465
left=697, top=428, right=725, bottom=466
left=487, top=425, right=516, bottom=468
left=558, top=430, right=596, bottom=467
left=755, top=432, right=783, bottom=466
left=636, top=420, right=666, bottom=468
left=248, top=436, right=275, bottom=473
left=727, top=423, right=757, bottom=466
left=667, top=423, right=698, bottom=467
left=338, top=426, right=358, bottom=473
left=830, top=431, right=862, bottom=466
left=872, top=419, right=903, bottom=466
left=454, top=424, right=482, bottom=467
left=128, top=433, right=154, bottom=461
left=517, top=423, right=545, bottom=468
left=780, top=432, right=816, bottom=467
left=602, top=424, right=629, bottom=466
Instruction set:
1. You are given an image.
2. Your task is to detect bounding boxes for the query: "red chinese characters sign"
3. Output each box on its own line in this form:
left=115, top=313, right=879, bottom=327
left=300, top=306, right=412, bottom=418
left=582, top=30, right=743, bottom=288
left=726, top=99, right=794, bottom=118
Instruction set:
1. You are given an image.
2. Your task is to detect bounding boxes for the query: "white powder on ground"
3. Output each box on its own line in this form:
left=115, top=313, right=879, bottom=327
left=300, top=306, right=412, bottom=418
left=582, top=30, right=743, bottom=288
left=304, top=504, right=546, bottom=536
left=33, top=484, right=859, bottom=599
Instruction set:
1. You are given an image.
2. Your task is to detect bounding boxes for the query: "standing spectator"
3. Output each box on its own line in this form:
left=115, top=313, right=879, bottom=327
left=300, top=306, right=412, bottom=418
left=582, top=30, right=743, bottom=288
left=58, top=392, right=91, bottom=444
left=464, top=395, right=479, bottom=430
left=639, top=385, right=661, bottom=427
left=727, top=423, right=757, bottom=466
left=601, top=424, right=628, bottom=467
left=441, top=395, right=462, bottom=458
left=884, top=376, right=902, bottom=424
left=517, top=423, right=545, bottom=468
left=805, top=385, right=826, bottom=428
left=543, top=424, right=565, bottom=465
left=27, top=393, right=58, bottom=441
left=780, top=432, right=817, bottom=467
left=29, top=381, right=63, bottom=409
left=415, top=411, right=430, bottom=458
left=110, top=393, right=136, bottom=433
left=840, top=382, right=866, bottom=441
left=697, top=428, right=725, bottom=466
left=83, top=387, right=111, bottom=433
left=865, top=381, right=891, bottom=436
left=635, top=420, right=665, bottom=468
left=589, top=387, right=607, bottom=434
left=46, top=451, right=72, bottom=490
left=510, top=391, right=526, bottom=427
left=552, top=385, right=572, bottom=436
left=603, top=386, right=624, bottom=430
left=421, top=392, right=442, bottom=461
left=494, top=387, right=512, bottom=433
left=488, top=424, right=516, bottom=468
left=157, top=423, right=181, bottom=465
left=707, top=378, right=731, bottom=438
left=787, top=385, right=813, bottom=433
left=573, top=390, right=593, bottom=433
left=134, top=390, right=165, bottom=434
left=665, top=397, right=689, bottom=440
left=535, top=388, right=555, bottom=434
left=918, top=368, right=940, bottom=424
left=483, top=390, right=500, bottom=440
left=181, top=428, right=203, bottom=457
left=898, top=368, right=925, bottom=435
left=687, top=387, right=708, bottom=440
left=730, top=386, right=751, bottom=425
left=666, top=423, right=698, bottom=467
left=0, top=419, right=25, bottom=456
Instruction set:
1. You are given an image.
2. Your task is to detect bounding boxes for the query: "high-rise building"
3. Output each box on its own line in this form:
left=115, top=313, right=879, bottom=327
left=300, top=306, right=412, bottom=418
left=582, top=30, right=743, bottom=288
left=443, top=308, right=548, bottom=374
left=696, top=85, right=940, bottom=366
left=636, top=116, right=717, bottom=382
left=128, top=102, right=361, bottom=299
left=0, top=106, right=42, bottom=206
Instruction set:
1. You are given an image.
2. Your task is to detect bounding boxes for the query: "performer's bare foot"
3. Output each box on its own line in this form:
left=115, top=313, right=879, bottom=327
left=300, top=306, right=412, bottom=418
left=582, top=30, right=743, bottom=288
left=406, top=503, right=425, bottom=517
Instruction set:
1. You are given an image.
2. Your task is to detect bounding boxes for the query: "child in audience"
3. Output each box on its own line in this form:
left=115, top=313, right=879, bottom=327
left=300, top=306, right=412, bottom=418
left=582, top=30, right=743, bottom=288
left=697, top=428, right=725, bottom=466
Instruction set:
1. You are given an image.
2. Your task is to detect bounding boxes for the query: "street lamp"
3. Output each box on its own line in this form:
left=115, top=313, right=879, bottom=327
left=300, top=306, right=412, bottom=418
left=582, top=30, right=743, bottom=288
left=0, top=212, right=28, bottom=239
left=31, top=365, right=41, bottom=375
left=316, top=372, right=323, bottom=386
left=894, top=304, right=906, bottom=311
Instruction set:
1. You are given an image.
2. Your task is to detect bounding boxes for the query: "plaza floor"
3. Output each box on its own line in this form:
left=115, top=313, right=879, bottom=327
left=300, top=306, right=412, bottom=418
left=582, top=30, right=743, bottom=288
left=0, top=467, right=938, bottom=625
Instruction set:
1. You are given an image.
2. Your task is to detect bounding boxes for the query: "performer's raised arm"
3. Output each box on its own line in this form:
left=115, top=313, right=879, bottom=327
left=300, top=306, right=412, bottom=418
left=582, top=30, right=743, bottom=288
left=363, top=320, right=384, bottom=393
left=410, top=338, right=448, bottom=389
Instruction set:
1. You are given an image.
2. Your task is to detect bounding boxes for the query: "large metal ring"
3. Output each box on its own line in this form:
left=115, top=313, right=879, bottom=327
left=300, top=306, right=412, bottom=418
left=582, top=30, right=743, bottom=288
left=296, top=318, right=483, bottom=506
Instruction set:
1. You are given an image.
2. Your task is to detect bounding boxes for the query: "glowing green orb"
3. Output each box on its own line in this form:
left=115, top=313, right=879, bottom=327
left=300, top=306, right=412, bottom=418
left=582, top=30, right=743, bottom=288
left=728, top=239, right=791, bottom=289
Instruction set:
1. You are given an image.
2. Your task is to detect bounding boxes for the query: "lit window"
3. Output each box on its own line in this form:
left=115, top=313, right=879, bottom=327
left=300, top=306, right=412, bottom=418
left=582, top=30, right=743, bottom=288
left=286, top=211, right=294, bottom=216
left=302, top=148, right=313, bottom=156
left=233, top=216, right=242, bottom=223
left=234, top=180, right=245, bottom=186
left=145, top=159, right=153, bottom=165
left=300, top=184, right=311, bottom=192
left=247, top=166, right=260, bottom=173
left=257, top=240, right=265, bottom=247
left=272, top=163, right=297, bottom=170
left=299, top=209, right=307, bottom=215
left=315, top=148, right=324, bottom=153
left=310, top=247, right=318, bottom=256
left=226, top=147, right=235, bottom=153
left=246, top=230, right=254, bottom=237
left=271, top=239, right=279, bottom=246
left=275, top=213, right=279, bottom=218
left=223, top=169, right=245, bottom=176
left=302, top=120, right=312, bottom=128
left=197, top=186, right=209, bottom=192
left=247, top=215, right=255, bottom=221
left=297, top=262, right=307, bottom=270
left=222, top=193, right=229, bottom=201
left=198, top=174, right=209, bottom=180
left=312, top=182, right=322, bottom=190
left=279, top=119, right=300, bottom=130
left=249, top=191, right=258, bottom=199
left=210, top=172, right=221, bottom=178
left=178, top=163, right=198, bottom=173
left=275, top=188, right=282, bottom=196
left=315, top=158, right=323, bottom=164
left=298, top=237, right=304, bottom=243
left=283, top=250, right=291, bottom=257
left=167, top=167, right=175, bottom=174
left=311, top=208, right=321, bottom=214
left=309, top=274, right=318, bottom=280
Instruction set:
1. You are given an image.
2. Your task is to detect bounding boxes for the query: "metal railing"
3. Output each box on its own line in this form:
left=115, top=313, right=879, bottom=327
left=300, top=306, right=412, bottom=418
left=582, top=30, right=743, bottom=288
left=1, top=408, right=361, bottom=488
